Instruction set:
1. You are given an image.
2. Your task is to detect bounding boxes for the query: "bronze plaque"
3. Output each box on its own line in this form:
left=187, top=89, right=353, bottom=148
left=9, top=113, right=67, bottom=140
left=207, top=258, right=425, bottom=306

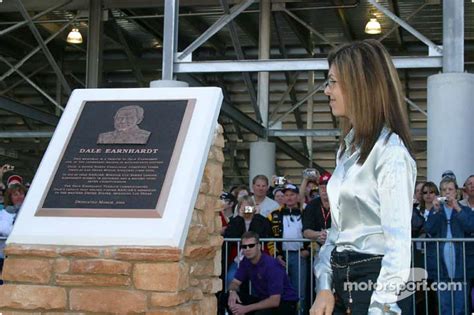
left=36, top=99, right=195, bottom=218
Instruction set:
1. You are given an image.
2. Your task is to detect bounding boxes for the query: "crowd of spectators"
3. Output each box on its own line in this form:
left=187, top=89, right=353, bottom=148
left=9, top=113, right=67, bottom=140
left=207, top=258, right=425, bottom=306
left=1, top=158, right=473, bottom=314
left=218, top=170, right=474, bottom=315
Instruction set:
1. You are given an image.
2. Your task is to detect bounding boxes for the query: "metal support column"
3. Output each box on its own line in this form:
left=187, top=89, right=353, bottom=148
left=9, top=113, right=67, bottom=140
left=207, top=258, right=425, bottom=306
left=306, top=71, right=314, bottom=164
left=442, top=0, right=464, bottom=72
left=86, top=0, right=103, bottom=88
left=427, top=0, right=473, bottom=183
left=257, top=0, right=270, bottom=127
left=249, top=0, right=275, bottom=186
left=427, top=74, right=474, bottom=183
left=161, top=0, right=179, bottom=81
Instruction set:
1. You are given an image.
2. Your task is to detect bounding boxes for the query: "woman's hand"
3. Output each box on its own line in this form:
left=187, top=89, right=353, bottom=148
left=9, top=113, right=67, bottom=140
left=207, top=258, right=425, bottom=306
left=446, top=195, right=461, bottom=212
left=317, top=230, right=328, bottom=244
left=254, top=205, right=261, bottom=214
left=310, top=290, right=335, bottom=315
left=432, top=197, right=441, bottom=213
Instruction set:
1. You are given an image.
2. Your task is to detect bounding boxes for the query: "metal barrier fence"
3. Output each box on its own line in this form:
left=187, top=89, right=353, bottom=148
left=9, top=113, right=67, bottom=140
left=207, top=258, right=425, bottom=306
left=223, top=237, right=474, bottom=315
left=1, top=236, right=472, bottom=314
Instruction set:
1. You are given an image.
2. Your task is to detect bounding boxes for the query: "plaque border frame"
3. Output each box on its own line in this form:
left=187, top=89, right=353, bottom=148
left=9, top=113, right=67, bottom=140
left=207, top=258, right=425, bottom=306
left=35, top=99, right=196, bottom=218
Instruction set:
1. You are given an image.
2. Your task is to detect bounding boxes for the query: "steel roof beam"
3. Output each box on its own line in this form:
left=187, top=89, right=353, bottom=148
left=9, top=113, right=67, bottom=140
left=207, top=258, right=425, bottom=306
left=220, top=0, right=261, bottom=123
left=0, top=131, right=55, bottom=138
left=0, top=17, right=77, bottom=82
left=367, top=0, right=442, bottom=55
left=109, top=17, right=146, bottom=87
left=280, top=7, right=336, bottom=49
left=177, top=0, right=255, bottom=61
left=377, top=3, right=427, bottom=44
left=0, top=0, right=71, bottom=36
left=15, top=0, right=72, bottom=94
left=0, top=57, right=64, bottom=111
left=0, top=97, right=59, bottom=126
left=331, top=0, right=354, bottom=41
left=268, top=128, right=426, bottom=137
left=273, top=12, right=308, bottom=156
left=174, top=56, right=442, bottom=73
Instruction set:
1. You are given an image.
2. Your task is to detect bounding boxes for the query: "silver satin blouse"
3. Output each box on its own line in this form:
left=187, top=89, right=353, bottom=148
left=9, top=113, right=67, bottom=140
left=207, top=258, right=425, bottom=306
left=315, top=127, right=417, bottom=311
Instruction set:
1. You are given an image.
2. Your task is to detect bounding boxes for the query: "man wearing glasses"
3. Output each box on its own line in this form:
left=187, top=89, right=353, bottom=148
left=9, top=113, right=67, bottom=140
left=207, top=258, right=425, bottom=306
left=225, top=231, right=298, bottom=315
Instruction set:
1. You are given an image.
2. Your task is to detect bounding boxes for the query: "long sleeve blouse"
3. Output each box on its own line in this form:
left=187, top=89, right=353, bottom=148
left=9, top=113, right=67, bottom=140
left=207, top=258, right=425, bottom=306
left=315, top=128, right=417, bottom=310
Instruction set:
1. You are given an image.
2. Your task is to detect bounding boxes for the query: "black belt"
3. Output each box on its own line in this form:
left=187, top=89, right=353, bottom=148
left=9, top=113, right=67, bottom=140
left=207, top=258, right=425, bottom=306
left=330, top=249, right=383, bottom=268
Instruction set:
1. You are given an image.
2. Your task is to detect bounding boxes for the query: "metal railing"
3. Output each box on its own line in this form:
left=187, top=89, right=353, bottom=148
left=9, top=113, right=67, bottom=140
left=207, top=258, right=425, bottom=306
left=222, top=237, right=474, bottom=315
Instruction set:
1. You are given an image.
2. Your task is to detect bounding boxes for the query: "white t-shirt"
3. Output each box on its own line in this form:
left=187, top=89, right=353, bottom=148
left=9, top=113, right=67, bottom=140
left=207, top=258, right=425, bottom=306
left=282, top=214, right=303, bottom=251
left=257, top=196, right=280, bottom=218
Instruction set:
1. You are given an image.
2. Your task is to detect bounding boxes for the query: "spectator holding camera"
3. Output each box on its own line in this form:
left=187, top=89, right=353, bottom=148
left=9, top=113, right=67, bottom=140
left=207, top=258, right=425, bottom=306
left=424, top=177, right=474, bottom=315
left=299, top=168, right=320, bottom=207
left=224, top=195, right=272, bottom=288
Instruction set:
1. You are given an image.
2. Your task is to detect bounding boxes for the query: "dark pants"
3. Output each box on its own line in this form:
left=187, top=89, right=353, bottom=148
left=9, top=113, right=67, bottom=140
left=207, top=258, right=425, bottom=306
left=220, top=291, right=297, bottom=315
left=331, top=250, right=413, bottom=315
left=0, top=258, right=3, bottom=285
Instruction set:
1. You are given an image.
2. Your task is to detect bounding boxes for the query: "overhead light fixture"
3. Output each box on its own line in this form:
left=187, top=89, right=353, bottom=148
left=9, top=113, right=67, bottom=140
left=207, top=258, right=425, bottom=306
left=67, top=28, right=83, bottom=44
left=365, top=17, right=382, bottom=35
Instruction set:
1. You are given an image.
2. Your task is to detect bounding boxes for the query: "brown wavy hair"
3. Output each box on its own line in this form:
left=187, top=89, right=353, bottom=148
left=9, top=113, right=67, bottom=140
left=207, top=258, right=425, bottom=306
left=3, top=183, right=27, bottom=206
left=328, top=39, right=414, bottom=164
left=419, top=181, right=439, bottom=211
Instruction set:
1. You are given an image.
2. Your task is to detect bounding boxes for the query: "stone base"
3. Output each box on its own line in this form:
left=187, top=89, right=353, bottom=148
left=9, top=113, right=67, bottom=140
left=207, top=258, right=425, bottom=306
left=0, top=244, right=220, bottom=314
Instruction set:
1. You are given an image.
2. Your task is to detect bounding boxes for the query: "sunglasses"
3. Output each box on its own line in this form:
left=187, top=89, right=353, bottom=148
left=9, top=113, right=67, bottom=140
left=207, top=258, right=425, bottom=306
left=423, top=191, right=435, bottom=195
left=241, top=243, right=257, bottom=249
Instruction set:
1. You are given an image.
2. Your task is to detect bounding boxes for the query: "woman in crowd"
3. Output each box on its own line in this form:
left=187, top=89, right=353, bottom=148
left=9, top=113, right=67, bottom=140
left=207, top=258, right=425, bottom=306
left=419, top=182, right=439, bottom=218
left=224, top=195, right=272, bottom=287
left=424, top=177, right=474, bottom=315
left=231, top=185, right=251, bottom=217
left=310, top=39, right=417, bottom=315
left=0, top=183, right=27, bottom=274
left=273, top=187, right=286, bottom=207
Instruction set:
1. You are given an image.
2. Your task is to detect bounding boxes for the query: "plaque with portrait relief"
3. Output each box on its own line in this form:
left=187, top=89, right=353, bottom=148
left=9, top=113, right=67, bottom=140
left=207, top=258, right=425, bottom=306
left=8, top=87, right=222, bottom=248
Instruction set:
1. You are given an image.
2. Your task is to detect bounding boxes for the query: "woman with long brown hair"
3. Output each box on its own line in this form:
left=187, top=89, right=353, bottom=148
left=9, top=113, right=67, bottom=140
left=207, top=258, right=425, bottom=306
left=0, top=183, right=27, bottom=276
left=310, top=40, right=417, bottom=315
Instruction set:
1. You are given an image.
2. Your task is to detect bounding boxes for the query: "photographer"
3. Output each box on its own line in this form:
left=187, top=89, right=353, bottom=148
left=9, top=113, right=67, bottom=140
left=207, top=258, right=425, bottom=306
left=224, top=195, right=272, bottom=288
left=299, top=169, right=320, bottom=207
left=425, top=177, right=474, bottom=315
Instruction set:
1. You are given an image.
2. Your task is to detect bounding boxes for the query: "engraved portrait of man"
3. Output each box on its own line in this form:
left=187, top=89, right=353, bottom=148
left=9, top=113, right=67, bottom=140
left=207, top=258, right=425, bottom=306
left=97, top=105, right=151, bottom=144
